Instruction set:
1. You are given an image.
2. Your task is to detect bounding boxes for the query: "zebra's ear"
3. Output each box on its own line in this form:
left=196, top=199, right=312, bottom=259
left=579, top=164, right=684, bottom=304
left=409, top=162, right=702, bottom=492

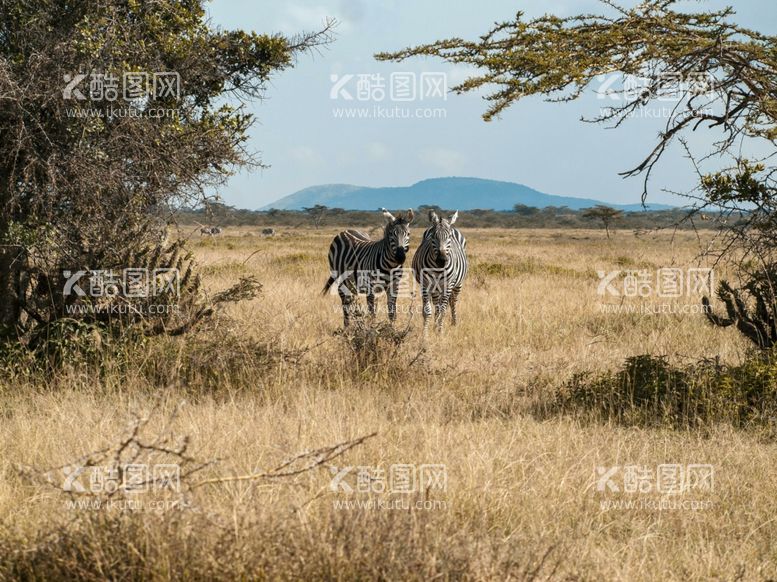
left=429, top=210, right=440, bottom=224
left=381, top=208, right=396, bottom=223
left=406, top=209, right=415, bottom=224
left=449, top=210, right=459, bottom=224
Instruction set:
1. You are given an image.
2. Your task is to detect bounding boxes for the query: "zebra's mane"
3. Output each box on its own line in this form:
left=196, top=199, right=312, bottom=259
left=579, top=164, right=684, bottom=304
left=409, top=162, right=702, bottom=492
left=383, top=217, right=410, bottom=238
left=423, top=221, right=453, bottom=238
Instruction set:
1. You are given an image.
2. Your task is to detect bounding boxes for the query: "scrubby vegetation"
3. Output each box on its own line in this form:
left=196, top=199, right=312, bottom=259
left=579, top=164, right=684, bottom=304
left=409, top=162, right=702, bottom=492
left=540, top=353, right=777, bottom=430
left=179, top=202, right=725, bottom=231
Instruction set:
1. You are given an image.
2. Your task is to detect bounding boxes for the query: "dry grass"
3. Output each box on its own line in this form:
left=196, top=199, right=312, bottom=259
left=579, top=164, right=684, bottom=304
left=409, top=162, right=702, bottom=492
left=1, top=226, right=776, bottom=580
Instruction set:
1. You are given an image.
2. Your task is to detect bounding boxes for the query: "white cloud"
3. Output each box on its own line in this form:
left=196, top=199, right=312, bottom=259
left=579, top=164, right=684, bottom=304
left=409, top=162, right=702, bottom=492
left=366, top=141, right=391, bottom=161
left=419, top=147, right=466, bottom=173
left=289, top=145, right=325, bottom=168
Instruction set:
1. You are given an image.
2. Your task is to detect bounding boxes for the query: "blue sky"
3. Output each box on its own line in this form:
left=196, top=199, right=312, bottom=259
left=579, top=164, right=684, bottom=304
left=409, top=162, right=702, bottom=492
left=206, top=0, right=777, bottom=209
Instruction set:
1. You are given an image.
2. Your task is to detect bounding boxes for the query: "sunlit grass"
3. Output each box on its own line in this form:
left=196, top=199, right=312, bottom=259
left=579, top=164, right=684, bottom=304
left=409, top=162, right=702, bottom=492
left=1, top=226, right=774, bottom=580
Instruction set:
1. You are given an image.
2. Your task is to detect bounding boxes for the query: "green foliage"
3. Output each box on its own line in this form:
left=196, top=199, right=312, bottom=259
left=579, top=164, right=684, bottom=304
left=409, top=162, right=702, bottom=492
left=542, top=353, right=777, bottom=429
left=513, top=204, right=540, bottom=217
left=303, top=204, right=329, bottom=228
left=175, top=206, right=726, bottom=231
left=0, top=0, right=330, bottom=347
left=31, top=319, right=108, bottom=369
left=137, top=323, right=279, bottom=392
left=376, top=0, right=776, bottom=132
left=702, top=161, right=769, bottom=206
left=377, top=0, right=777, bottom=206
left=581, top=205, right=623, bottom=238
left=0, top=318, right=146, bottom=381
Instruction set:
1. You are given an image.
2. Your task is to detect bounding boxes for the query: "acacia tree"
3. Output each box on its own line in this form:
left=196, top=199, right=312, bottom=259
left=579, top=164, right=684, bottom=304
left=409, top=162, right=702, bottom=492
left=582, top=206, right=623, bottom=239
left=0, top=0, right=333, bottom=346
left=377, top=0, right=777, bottom=348
left=303, top=204, right=329, bottom=228
left=377, top=0, right=775, bottom=189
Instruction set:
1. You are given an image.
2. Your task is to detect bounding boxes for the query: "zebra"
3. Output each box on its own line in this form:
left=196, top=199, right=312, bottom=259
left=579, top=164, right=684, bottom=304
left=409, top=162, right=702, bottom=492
left=322, top=208, right=414, bottom=327
left=200, top=226, right=223, bottom=236
left=412, top=210, right=468, bottom=331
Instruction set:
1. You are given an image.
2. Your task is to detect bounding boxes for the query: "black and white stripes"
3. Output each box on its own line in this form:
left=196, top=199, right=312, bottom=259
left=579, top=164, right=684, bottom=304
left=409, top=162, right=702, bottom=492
left=322, top=208, right=414, bottom=327
left=412, top=210, right=468, bottom=331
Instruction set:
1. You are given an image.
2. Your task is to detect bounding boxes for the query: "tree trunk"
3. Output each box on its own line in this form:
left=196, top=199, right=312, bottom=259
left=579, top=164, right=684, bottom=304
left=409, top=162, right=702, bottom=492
left=0, top=245, right=26, bottom=339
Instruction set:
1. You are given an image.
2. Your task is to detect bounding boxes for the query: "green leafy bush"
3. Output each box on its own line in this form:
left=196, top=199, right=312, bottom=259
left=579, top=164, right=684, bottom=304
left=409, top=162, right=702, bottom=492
left=540, top=353, right=777, bottom=429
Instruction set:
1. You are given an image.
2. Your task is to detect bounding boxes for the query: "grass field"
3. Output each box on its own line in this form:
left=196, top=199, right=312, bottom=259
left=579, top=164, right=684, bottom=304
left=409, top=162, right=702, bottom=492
left=1, top=225, right=776, bottom=580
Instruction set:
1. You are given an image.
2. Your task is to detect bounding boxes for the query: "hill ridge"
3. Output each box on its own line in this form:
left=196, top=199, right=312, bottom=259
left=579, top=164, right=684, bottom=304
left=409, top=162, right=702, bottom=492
left=260, top=177, right=672, bottom=212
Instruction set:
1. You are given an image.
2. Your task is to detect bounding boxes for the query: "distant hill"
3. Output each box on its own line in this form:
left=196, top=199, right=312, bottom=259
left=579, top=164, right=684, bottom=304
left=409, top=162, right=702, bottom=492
left=260, top=177, right=673, bottom=212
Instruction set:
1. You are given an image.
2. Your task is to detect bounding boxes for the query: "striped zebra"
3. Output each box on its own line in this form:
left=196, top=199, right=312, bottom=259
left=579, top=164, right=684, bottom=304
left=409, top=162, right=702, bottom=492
left=322, top=208, right=414, bottom=327
left=412, top=210, right=468, bottom=331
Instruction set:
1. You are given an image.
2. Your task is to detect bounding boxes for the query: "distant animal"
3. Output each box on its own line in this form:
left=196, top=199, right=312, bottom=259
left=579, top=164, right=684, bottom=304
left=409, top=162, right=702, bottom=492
left=262, top=228, right=276, bottom=237
left=412, top=210, right=468, bottom=331
left=322, top=208, right=414, bottom=327
left=200, top=226, right=222, bottom=236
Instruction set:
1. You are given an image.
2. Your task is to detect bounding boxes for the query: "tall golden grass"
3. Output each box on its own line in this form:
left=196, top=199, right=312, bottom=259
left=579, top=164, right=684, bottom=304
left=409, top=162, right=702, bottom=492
left=1, top=226, right=776, bottom=580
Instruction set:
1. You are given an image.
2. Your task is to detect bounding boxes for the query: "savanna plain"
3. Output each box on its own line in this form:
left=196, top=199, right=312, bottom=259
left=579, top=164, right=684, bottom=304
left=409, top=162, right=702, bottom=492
left=1, top=225, right=775, bottom=581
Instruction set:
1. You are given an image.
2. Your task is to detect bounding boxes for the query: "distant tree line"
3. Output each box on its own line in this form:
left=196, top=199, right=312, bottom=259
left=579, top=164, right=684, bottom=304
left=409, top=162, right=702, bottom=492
left=179, top=202, right=726, bottom=231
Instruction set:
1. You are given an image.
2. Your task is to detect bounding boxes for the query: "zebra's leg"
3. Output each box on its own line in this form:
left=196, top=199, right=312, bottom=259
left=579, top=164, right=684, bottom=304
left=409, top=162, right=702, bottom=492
left=338, top=277, right=357, bottom=327
left=387, top=271, right=401, bottom=324
left=449, top=287, right=461, bottom=326
left=421, top=289, right=432, bottom=333
left=366, top=289, right=376, bottom=319
left=386, top=291, right=396, bottom=324
left=338, top=290, right=355, bottom=327
left=435, top=291, right=452, bottom=332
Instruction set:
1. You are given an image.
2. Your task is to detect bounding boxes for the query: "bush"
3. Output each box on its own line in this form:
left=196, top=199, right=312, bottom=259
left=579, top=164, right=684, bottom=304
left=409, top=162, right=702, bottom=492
left=538, top=353, right=777, bottom=429
left=139, top=327, right=276, bottom=392
left=0, top=508, right=563, bottom=581
left=336, top=318, right=412, bottom=370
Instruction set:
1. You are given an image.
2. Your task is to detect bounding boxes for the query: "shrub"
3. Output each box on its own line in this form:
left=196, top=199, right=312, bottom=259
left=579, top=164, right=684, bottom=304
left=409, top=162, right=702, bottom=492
left=539, top=353, right=777, bottom=429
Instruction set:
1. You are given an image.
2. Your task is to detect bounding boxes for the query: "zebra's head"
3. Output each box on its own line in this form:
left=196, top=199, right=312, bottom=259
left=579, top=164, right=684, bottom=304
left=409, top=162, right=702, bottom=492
left=381, top=208, right=414, bottom=263
left=427, top=210, right=459, bottom=267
